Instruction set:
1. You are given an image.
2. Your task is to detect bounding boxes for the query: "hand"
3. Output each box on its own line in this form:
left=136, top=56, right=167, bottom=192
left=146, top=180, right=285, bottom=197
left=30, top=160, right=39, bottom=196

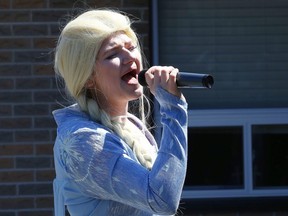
left=144, top=66, right=182, bottom=98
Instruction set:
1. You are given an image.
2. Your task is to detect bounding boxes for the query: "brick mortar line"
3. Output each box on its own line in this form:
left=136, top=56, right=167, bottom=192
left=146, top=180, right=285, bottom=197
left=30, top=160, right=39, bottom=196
left=0, top=36, right=57, bottom=39
left=0, top=125, right=56, bottom=129
left=0, top=8, right=71, bottom=11
left=0, top=62, right=54, bottom=65
left=0, top=155, right=53, bottom=158
left=0, top=209, right=53, bottom=213
left=1, top=48, right=54, bottom=53
left=0, top=22, right=60, bottom=25
left=0, top=23, right=147, bottom=29
left=20, top=178, right=54, bottom=182
left=0, top=75, right=56, bottom=78
left=0, top=155, right=54, bottom=159
left=0, top=115, right=55, bottom=118
left=0, top=166, right=55, bottom=170
left=0, top=155, right=55, bottom=159
left=0, top=169, right=53, bottom=172
left=0, top=7, right=149, bottom=13
left=16, top=130, right=54, bottom=134
left=0, top=116, right=52, bottom=119
left=1, top=167, right=55, bottom=171
left=1, top=204, right=52, bottom=208
left=0, top=88, right=59, bottom=91
left=0, top=103, right=58, bottom=107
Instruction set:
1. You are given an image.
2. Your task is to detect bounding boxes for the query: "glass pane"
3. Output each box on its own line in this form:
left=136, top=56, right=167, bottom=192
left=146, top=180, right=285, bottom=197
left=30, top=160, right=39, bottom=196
left=252, top=124, right=288, bottom=189
left=185, top=126, right=243, bottom=189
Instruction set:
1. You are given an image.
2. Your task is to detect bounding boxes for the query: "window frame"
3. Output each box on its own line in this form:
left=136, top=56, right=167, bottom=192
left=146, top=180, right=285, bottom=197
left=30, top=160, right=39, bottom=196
left=151, top=0, right=288, bottom=199
left=184, top=108, right=288, bottom=199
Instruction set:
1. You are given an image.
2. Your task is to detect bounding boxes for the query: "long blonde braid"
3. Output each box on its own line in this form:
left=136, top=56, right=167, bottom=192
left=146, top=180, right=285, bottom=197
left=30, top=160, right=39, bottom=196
left=78, top=92, right=157, bottom=169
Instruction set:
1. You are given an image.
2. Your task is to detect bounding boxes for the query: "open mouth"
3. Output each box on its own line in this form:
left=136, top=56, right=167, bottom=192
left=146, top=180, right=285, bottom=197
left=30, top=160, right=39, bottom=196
left=121, top=69, right=138, bottom=84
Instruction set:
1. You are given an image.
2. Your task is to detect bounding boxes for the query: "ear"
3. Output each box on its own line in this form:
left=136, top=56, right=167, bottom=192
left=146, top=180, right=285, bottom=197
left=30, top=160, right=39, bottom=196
left=85, top=78, right=95, bottom=89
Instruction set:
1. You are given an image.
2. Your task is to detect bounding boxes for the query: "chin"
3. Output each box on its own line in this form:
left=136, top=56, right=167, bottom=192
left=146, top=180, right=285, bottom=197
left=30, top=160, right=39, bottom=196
left=134, top=91, right=143, bottom=100
left=130, top=87, right=143, bottom=100
left=136, top=85, right=143, bottom=95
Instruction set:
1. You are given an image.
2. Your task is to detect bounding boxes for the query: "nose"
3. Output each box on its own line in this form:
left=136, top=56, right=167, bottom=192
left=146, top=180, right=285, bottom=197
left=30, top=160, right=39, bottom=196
left=122, top=48, right=136, bottom=65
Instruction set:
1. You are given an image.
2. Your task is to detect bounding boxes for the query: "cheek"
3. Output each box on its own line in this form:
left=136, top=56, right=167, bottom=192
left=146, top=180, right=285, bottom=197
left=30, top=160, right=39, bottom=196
left=95, top=61, right=118, bottom=82
left=95, top=68, right=119, bottom=94
left=94, top=74, right=113, bottom=100
left=95, top=72, right=111, bottom=90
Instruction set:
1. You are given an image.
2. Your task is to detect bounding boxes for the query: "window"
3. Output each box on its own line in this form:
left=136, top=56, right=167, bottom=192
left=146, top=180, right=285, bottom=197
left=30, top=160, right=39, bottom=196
left=252, top=124, right=288, bottom=189
left=152, top=0, right=288, bottom=199
left=155, top=0, right=288, bottom=109
left=186, top=126, right=243, bottom=190
left=182, top=109, right=288, bottom=198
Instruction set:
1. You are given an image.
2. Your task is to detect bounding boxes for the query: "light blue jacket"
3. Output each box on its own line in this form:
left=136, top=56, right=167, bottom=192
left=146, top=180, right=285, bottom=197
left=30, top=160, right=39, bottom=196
left=53, top=87, right=188, bottom=216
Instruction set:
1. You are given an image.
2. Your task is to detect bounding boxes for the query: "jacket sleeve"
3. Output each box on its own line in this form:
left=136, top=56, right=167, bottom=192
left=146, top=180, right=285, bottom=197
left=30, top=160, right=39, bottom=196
left=61, top=87, right=188, bottom=215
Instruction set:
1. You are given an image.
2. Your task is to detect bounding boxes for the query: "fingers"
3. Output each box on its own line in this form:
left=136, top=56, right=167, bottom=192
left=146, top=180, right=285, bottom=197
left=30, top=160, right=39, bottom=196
left=144, top=66, right=171, bottom=88
left=144, top=66, right=182, bottom=98
left=145, top=66, right=175, bottom=85
left=166, top=67, right=178, bottom=86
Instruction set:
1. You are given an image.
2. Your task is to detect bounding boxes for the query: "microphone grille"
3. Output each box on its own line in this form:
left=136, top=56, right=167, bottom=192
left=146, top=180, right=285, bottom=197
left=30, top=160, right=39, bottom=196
left=138, top=69, right=148, bottom=86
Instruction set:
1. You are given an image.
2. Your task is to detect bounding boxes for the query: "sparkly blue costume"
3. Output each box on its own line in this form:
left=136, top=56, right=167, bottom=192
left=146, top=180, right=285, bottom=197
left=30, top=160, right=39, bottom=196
left=53, top=87, right=188, bottom=215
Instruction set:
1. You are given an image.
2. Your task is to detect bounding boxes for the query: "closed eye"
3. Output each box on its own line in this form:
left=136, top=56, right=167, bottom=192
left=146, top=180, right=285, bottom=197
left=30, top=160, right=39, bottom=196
left=104, top=46, right=120, bottom=60
left=105, top=53, right=117, bottom=60
left=104, top=44, right=137, bottom=60
left=128, top=45, right=137, bottom=51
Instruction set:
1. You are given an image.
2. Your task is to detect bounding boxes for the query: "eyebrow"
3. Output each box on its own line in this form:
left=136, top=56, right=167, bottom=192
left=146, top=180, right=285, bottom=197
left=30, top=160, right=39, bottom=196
left=105, top=44, right=121, bottom=53
left=100, top=45, right=119, bottom=58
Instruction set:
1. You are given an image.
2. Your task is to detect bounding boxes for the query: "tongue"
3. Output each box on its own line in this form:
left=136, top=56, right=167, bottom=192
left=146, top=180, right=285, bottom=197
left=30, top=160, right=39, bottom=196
left=122, top=73, right=138, bottom=84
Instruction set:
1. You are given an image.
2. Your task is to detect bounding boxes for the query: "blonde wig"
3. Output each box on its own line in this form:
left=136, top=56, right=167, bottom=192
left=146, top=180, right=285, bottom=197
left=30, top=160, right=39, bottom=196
left=54, top=9, right=156, bottom=169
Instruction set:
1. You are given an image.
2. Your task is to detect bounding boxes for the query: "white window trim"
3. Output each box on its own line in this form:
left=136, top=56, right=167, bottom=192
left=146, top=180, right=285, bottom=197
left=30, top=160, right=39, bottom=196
left=183, top=108, right=288, bottom=199
left=152, top=0, right=288, bottom=199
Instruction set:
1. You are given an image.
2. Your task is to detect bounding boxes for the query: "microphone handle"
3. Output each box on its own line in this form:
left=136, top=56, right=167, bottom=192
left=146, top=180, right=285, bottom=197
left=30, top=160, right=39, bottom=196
left=176, top=72, right=214, bottom=89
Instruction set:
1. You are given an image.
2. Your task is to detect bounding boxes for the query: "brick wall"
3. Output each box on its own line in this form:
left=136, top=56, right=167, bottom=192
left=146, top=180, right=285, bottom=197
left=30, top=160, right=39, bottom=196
left=0, top=0, right=150, bottom=215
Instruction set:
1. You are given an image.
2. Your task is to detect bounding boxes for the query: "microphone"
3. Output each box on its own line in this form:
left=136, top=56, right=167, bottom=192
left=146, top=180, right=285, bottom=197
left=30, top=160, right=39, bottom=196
left=138, top=69, right=214, bottom=89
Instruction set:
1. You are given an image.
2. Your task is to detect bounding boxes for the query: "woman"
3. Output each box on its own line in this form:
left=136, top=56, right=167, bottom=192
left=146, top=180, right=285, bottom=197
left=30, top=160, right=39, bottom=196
left=53, top=9, right=188, bottom=216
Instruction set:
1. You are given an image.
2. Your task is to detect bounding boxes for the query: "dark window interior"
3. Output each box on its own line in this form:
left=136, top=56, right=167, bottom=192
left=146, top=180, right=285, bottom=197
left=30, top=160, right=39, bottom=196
left=252, top=124, right=288, bottom=189
left=185, top=126, right=243, bottom=189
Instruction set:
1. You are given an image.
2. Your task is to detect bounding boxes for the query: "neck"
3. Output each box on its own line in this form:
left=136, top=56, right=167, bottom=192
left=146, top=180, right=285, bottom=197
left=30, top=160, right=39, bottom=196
left=99, top=98, right=129, bottom=118
left=89, top=89, right=129, bottom=118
